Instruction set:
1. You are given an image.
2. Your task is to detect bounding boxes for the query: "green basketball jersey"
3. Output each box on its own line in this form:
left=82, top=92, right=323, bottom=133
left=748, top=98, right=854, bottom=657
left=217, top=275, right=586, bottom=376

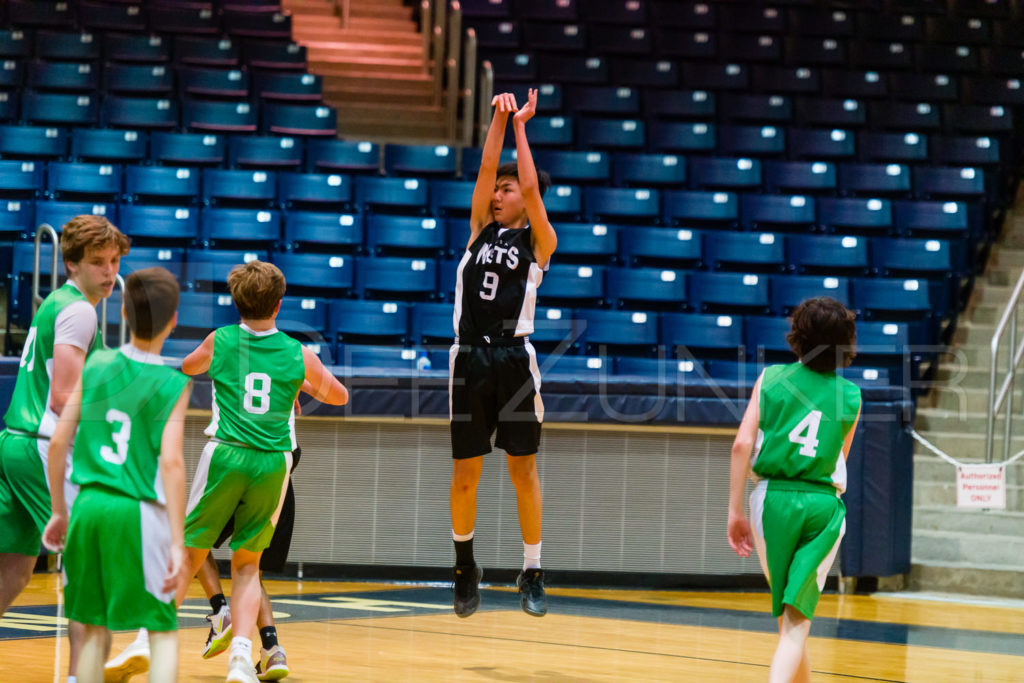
left=205, top=324, right=305, bottom=452
left=5, top=282, right=103, bottom=437
left=751, top=362, right=862, bottom=492
left=71, top=346, right=190, bottom=503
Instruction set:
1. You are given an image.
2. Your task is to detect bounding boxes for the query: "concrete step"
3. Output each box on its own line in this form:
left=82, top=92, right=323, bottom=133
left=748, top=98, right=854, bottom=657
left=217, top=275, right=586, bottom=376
left=323, top=81, right=435, bottom=106
left=334, top=103, right=448, bottom=138
left=914, top=406, right=1024, bottom=433
left=929, top=385, right=1023, bottom=412
left=907, top=563, right=1024, bottom=598
left=309, top=56, right=426, bottom=77
left=933, top=364, right=1011, bottom=390
left=990, top=247, right=1024, bottom=269
left=293, top=27, right=423, bottom=47
left=348, top=16, right=418, bottom=32
left=299, top=40, right=423, bottom=56
left=912, top=430, right=1024, bottom=460
left=320, top=72, right=432, bottom=91
left=349, top=4, right=415, bottom=20
left=334, top=102, right=444, bottom=125
left=911, top=529, right=1024, bottom=567
left=913, top=506, right=1024, bottom=535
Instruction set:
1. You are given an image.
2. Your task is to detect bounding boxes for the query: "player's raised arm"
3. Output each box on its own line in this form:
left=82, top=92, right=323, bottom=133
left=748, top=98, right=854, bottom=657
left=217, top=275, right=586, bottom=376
left=41, top=377, right=83, bottom=550
left=727, top=372, right=763, bottom=558
left=513, top=88, right=557, bottom=268
left=470, top=92, right=518, bottom=243
left=301, top=346, right=349, bottom=406
left=181, top=331, right=215, bottom=376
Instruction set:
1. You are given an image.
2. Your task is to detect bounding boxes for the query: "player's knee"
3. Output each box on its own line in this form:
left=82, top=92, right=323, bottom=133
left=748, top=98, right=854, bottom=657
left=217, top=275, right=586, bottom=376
left=506, top=456, right=538, bottom=484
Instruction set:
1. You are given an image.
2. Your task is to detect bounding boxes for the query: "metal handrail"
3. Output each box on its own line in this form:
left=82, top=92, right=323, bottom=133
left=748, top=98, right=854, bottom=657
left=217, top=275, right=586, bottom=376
left=99, top=274, right=127, bottom=349
left=420, top=0, right=431, bottom=62
left=462, top=28, right=477, bottom=147
left=32, top=224, right=59, bottom=314
left=477, top=60, right=493, bottom=147
left=986, top=266, right=1024, bottom=463
left=432, top=0, right=446, bottom=106
left=445, top=2, right=462, bottom=141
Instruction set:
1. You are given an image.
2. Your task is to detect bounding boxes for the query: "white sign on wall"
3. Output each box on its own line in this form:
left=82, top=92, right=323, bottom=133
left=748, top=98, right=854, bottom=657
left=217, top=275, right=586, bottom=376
left=956, top=464, right=1006, bottom=509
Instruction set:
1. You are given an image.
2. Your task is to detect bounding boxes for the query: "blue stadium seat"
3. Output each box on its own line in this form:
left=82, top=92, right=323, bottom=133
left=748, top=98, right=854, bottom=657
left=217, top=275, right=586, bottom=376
left=104, top=33, right=171, bottom=63
left=869, top=102, right=942, bottom=132
left=917, top=44, right=980, bottom=74
left=489, top=52, right=538, bottom=82
left=27, top=60, right=98, bottom=92
left=119, top=205, right=199, bottom=242
left=852, top=277, right=933, bottom=320
left=788, top=234, right=869, bottom=275
left=661, top=313, right=743, bottom=356
left=606, top=267, right=687, bottom=310
left=538, top=354, right=612, bottom=379
left=0, top=91, right=18, bottom=123
left=930, top=135, right=1002, bottom=168
left=461, top=0, right=511, bottom=17
left=566, top=86, right=640, bottom=115
left=613, top=153, right=686, bottom=187
left=222, top=8, right=293, bottom=40
left=614, top=356, right=709, bottom=383
left=179, top=67, right=250, bottom=98
left=428, top=179, right=473, bottom=216
left=307, top=139, right=379, bottom=174
left=650, top=122, right=717, bottom=154
left=873, top=237, right=957, bottom=279
left=0, top=199, right=34, bottom=238
left=0, top=159, right=43, bottom=197
left=80, top=1, right=146, bottom=33
left=859, top=132, right=929, bottom=164
left=649, top=1, right=715, bottom=29
left=0, top=125, right=68, bottom=160
left=356, top=176, right=428, bottom=213
left=849, top=41, right=913, bottom=71
left=744, top=315, right=797, bottom=363
left=276, top=296, right=328, bottom=338
left=160, top=338, right=204, bottom=360
left=125, top=166, right=200, bottom=202
left=184, top=99, right=258, bottom=133
left=770, top=275, right=851, bottom=315
left=578, top=118, right=645, bottom=150
left=723, top=35, right=785, bottom=64
left=681, top=63, right=749, bottom=91
left=913, top=166, right=986, bottom=200
left=889, top=73, right=959, bottom=103
left=787, top=36, right=847, bottom=67
left=538, top=264, right=605, bottom=307
left=788, top=128, right=856, bottom=160
left=409, top=301, right=455, bottom=345
left=578, top=308, right=657, bottom=353
left=654, top=29, right=717, bottom=59
left=335, top=344, right=427, bottom=370
left=330, top=299, right=410, bottom=344
left=528, top=306, right=578, bottom=350
left=229, top=135, right=303, bottom=169
left=175, top=36, right=240, bottom=67
left=590, top=24, right=651, bottom=54
left=795, top=97, right=866, bottom=128
left=263, top=102, right=337, bottom=137
left=150, top=5, right=221, bottom=35
left=119, top=246, right=186, bottom=280
left=741, top=194, right=816, bottom=233
left=71, top=129, right=147, bottom=163
left=252, top=71, right=323, bottom=102
left=540, top=54, right=609, bottom=84
left=817, top=197, right=892, bottom=234
left=717, top=125, right=786, bottom=157
left=893, top=200, right=972, bottom=237
left=35, top=201, right=116, bottom=232
left=150, top=132, right=226, bottom=166
left=705, top=231, right=786, bottom=272
left=176, top=292, right=240, bottom=332
left=46, top=162, right=122, bottom=200
left=584, top=187, right=659, bottom=222
left=539, top=184, right=581, bottom=218
left=384, top=144, right=458, bottom=177
left=947, top=104, right=1014, bottom=136
left=620, top=226, right=701, bottom=268
left=23, top=91, right=98, bottom=126
left=855, top=320, right=911, bottom=365
left=460, top=147, right=515, bottom=178
left=718, top=93, right=792, bottom=124
left=762, top=161, right=837, bottom=194
left=284, top=211, right=362, bottom=251
left=0, top=61, right=22, bottom=89
left=269, top=251, right=354, bottom=293
left=838, top=163, right=911, bottom=197
left=644, top=90, right=716, bottom=120
left=554, top=222, right=618, bottom=264
left=356, top=256, right=438, bottom=300
left=688, top=272, right=770, bottom=314
left=663, top=190, right=739, bottom=228
left=518, top=115, right=574, bottom=147
left=689, top=157, right=762, bottom=191
left=241, top=40, right=308, bottom=71
left=202, top=169, right=277, bottom=205
left=0, top=29, right=32, bottom=59
left=277, top=172, right=351, bottom=208
left=35, top=31, right=100, bottom=61
left=200, top=208, right=281, bottom=246
left=9, top=241, right=63, bottom=325
left=185, top=249, right=268, bottom=289
left=822, top=69, right=888, bottom=99
left=611, top=58, right=679, bottom=88
left=365, top=215, right=445, bottom=257
left=101, top=95, right=179, bottom=130
left=532, top=150, right=610, bottom=184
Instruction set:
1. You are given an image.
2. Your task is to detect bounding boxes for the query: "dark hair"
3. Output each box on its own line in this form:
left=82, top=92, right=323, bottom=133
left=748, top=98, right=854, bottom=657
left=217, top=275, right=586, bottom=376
left=124, top=267, right=180, bottom=341
left=786, top=297, right=857, bottom=373
left=227, top=260, right=286, bottom=320
left=495, top=162, right=552, bottom=197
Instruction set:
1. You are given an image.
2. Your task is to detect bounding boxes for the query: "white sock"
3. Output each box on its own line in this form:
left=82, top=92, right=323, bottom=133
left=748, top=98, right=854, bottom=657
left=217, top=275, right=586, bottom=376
left=134, top=628, right=149, bottom=645
left=452, top=529, right=474, bottom=542
left=523, top=541, right=541, bottom=570
left=231, top=636, right=252, bottom=659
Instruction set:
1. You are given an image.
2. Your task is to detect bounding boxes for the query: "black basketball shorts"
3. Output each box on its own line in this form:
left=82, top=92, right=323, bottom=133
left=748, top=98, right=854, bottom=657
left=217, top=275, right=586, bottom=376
left=449, top=339, right=544, bottom=459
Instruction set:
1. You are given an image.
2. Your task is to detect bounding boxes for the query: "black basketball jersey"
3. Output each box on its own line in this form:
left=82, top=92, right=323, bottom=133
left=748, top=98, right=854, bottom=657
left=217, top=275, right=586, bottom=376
left=453, top=222, right=546, bottom=340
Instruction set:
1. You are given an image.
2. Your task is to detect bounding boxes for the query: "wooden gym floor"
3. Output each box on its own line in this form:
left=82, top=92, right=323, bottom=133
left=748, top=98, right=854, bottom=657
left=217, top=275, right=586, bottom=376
left=2, top=573, right=1022, bottom=682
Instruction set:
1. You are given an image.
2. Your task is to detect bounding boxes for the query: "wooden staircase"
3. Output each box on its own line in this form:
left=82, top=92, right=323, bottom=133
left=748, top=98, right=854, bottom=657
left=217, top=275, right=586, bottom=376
left=284, top=0, right=447, bottom=142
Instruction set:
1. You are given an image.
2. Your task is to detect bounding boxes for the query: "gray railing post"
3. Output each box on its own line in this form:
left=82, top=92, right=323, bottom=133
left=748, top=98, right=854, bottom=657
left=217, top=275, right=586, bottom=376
left=477, top=60, right=493, bottom=147
left=32, top=224, right=59, bottom=314
left=462, top=28, right=477, bottom=147
left=446, top=2, right=462, bottom=142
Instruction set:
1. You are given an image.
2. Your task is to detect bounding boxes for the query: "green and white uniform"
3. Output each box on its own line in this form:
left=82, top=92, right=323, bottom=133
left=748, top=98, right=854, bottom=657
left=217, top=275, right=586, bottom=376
left=0, top=282, right=101, bottom=555
left=63, top=345, right=190, bottom=631
left=185, top=324, right=304, bottom=552
left=748, top=362, right=861, bottom=619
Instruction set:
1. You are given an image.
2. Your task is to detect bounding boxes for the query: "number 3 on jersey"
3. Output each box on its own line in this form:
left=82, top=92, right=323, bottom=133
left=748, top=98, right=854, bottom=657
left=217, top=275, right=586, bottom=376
left=788, top=410, right=822, bottom=458
left=479, top=271, right=498, bottom=301
left=244, top=372, right=272, bottom=415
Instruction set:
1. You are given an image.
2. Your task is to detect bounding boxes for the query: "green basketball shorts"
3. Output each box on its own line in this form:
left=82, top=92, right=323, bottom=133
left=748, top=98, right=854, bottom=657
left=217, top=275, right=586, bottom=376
left=63, top=486, right=178, bottom=631
left=184, top=441, right=291, bottom=553
left=749, top=478, right=846, bottom=620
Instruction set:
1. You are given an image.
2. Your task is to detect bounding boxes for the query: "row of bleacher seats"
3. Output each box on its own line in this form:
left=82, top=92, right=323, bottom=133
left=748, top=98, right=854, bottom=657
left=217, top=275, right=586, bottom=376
left=4, top=2, right=291, bottom=40
left=0, top=30, right=307, bottom=69
left=0, top=185, right=982, bottom=240
left=461, top=0, right=1022, bottom=24
left=0, top=92, right=336, bottom=135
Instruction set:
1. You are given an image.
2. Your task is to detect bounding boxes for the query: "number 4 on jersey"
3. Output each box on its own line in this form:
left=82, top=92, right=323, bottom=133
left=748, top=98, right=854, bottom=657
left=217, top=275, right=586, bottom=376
left=788, top=410, right=822, bottom=458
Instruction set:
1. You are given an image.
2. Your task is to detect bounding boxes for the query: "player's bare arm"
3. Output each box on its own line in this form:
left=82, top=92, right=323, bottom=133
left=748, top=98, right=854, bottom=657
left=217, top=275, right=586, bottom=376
left=41, top=377, right=84, bottom=551
left=181, top=332, right=215, bottom=376
left=842, top=406, right=861, bottom=461
left=302, top=346, right=349, bottom=406
left=160, top=383, right=192, bottom=594
left=513, top=88, right=557, bottom=268
left=727, top=372, right=763, bottom=558
left=470, top=92, right=518, bottom=245
left=50, top=343, right=86, bottom=416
